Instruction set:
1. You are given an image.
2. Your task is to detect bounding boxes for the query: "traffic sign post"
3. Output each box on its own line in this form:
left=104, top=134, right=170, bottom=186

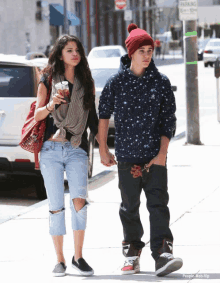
left=179, top=0, right=202, bottom=145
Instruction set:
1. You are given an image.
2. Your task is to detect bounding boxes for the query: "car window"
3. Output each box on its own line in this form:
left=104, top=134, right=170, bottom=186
left=0, top=65, right=34, bottom=97
left=91, top=69, right=119, bottom=88
left=207, top=41, right=220, bottom=47
left=90, top=49, right=121, bottom=59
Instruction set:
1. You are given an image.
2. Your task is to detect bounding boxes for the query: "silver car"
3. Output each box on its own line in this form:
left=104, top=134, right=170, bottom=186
left=203, top=39, right=220, bottom=67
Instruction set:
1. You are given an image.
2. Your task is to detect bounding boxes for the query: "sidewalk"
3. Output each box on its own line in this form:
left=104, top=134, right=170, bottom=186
left=1, top=114, right=220, bottom=283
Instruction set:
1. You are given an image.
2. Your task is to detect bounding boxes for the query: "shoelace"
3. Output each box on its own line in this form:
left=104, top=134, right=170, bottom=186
left=124, top=256, right=138, bottom=266
left=160, top=252, right=174, bottom=260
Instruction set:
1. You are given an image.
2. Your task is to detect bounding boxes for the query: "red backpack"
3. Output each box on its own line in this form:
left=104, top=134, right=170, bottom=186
left=19, top=77, right=52, bottom=170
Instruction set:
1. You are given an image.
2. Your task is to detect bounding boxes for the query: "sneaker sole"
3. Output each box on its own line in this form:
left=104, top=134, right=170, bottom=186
left=121, top=268, right=140, bottom=275
left=156, top=258, right=183, bottom=277
left=72, top=264, right=94, bottom=276
left=53, top=272, right=66, bottom=277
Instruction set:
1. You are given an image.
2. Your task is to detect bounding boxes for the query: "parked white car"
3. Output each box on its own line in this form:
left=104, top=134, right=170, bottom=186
left=203, top=38, right=220, bottom=67
left=88, top=45, right=126, bottom=61
left=89, top=57, right=121, bottom=136
left=0, top=54, right=95, bottom=199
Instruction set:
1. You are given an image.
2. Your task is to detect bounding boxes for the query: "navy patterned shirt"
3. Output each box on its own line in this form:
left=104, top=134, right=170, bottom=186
left=99, top=54, right=176, bottom=163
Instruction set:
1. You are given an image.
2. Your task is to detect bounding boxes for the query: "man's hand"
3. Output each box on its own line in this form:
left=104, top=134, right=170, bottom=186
left=99, top=148, right=117, bottom=167
left=146, top=152, right=166, bottom=169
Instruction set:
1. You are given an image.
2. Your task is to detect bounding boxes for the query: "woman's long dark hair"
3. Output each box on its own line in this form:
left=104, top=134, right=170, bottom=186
left=42, top=35, right=94, bottom=110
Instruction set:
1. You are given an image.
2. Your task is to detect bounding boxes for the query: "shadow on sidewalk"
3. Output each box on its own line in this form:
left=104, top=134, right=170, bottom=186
left=65, top=271, right=220, bottom=281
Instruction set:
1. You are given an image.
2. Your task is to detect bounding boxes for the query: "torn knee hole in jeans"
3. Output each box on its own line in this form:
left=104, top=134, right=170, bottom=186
left=72, top=198, right=88, bottom=213
left=49, top=207, right=65, bottom=214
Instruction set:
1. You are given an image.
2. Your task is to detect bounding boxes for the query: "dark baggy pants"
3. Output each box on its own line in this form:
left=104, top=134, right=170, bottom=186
left=118, top=162, right=173, bottom=260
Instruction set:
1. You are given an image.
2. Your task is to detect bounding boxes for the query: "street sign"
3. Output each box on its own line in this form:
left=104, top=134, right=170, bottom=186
left=179, top=0, right=198, bottom=21
left=115, top=0, right=127, bottom=11
left=124, top=10, right=132, bottom=21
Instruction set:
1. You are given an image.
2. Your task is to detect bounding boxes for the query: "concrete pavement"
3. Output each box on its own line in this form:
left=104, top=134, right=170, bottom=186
left=1, top=113, right=220, bottom=283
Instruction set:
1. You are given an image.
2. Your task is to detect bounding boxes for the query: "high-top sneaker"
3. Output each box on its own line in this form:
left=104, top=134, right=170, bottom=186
left=121, top=242, right=142, bottom=275
left=155, top=239, right=183, bottom=277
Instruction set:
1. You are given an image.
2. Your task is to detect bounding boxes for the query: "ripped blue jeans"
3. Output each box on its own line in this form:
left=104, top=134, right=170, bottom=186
left=40, top=141, right=88, bottom=236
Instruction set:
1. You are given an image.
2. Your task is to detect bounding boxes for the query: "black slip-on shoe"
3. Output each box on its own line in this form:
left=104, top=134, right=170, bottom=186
left=72, top=256, right=94, bottom=276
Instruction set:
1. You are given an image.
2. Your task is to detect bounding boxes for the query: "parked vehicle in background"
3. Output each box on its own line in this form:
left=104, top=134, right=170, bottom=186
left=0, top=54, right=95, bottom=199
left=25, top=52, right=47, bottom=60
left=203, top=38, right=220, bottom=67
left=89, top=57, right=121, bottom=136
left=88, top=45, right=126, bottom=61
left=197, top=38, right=210, bottom=61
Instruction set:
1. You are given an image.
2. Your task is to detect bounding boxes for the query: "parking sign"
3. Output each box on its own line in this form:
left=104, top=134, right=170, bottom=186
left=179, top=0, right=198, bottom=21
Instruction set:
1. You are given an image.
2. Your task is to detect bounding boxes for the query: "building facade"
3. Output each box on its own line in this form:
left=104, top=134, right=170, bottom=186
left=1, top=0, right=219, bottom=57
left=0, top=0, right=79, bottom=56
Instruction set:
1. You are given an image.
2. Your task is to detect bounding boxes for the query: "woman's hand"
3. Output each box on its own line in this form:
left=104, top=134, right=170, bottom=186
left=51, top=92, right=67, bottom=107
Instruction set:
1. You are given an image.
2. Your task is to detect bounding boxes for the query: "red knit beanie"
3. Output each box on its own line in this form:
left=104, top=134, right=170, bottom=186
left=125, top=23, right=154, bottom=58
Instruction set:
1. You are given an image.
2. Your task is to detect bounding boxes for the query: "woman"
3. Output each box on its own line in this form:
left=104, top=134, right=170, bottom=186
left=35, top=35, right=101, bottom=277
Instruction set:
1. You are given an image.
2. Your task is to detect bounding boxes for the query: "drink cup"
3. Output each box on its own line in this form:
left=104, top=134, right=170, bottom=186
left=55, top=81, right=70, bottom=104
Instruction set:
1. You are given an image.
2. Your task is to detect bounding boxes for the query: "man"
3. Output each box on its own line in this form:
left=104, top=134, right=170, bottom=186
left=98, top=23, right=183, bottom=277
left=154, top=38, right=162, bottom=58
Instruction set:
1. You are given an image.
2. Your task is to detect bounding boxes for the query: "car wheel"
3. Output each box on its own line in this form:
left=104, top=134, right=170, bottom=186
left=204, top=62, right=208, bottom=67
left=210, top=62, right=214, bottom=67
left=35, top=173, right=47, bottom=200
left=88, top=132, right=95, bottom=179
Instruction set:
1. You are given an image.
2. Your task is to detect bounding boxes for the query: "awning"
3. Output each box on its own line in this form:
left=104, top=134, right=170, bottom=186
left=49, top=4, right=81, bottom=26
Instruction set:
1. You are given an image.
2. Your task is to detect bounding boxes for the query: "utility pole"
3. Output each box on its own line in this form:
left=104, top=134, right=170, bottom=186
left=90, top=0, right=96, bottom=48
left=132, top=0, right=136, bottom=24
left=125, top=0, right=131, bottom=36
left=63, top=0, right=69, bottom=34
left=149, top=0, right=153, bottom=36
left=82, top=0, right=88, bottom=54
left=139, top=0, right=143, bottom=29
left=183, top=21, right=201, bottom=144
left=180, top=0, right=202, bottom=144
